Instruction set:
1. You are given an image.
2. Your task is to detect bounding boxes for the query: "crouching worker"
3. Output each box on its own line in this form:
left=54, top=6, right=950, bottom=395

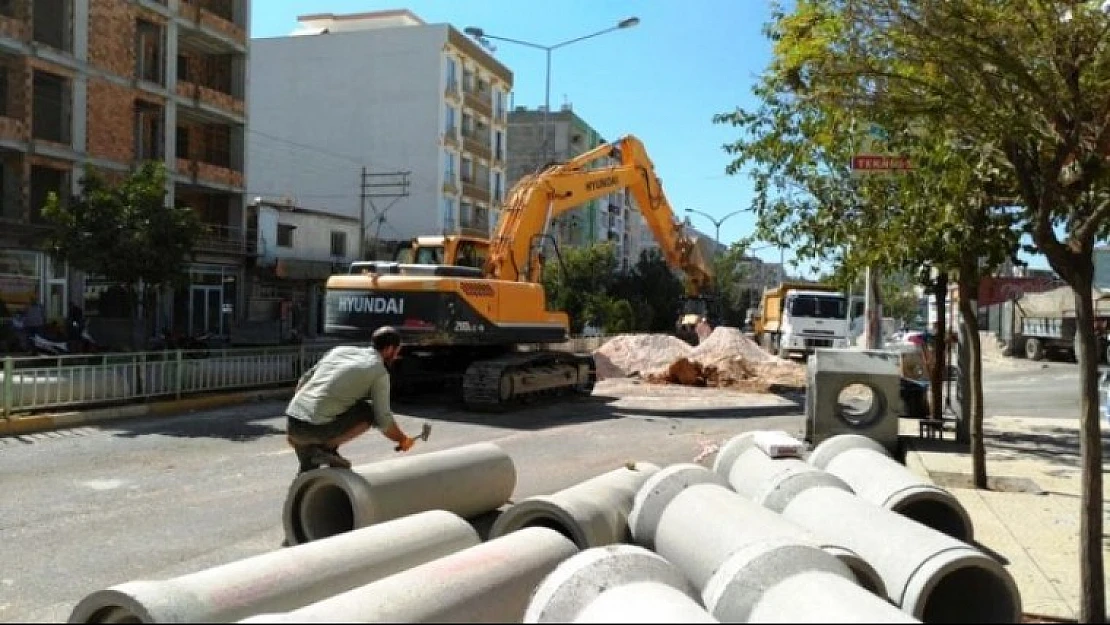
left=285, top=326, right=417, bottom=474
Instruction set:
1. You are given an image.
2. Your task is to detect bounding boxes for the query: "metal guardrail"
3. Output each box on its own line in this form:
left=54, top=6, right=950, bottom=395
left=0, top=345, right=332, bottom=417
left=0, top=335, right=614, bottom=417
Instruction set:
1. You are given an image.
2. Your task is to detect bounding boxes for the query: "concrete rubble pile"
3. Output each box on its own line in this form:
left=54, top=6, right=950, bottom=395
left=68, top=434, right=1023, bottom=624
left=594, top=327, right=807, bottom=392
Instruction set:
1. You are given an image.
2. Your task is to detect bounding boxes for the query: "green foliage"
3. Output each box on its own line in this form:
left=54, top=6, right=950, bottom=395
left=611, top=248, right=688, bottom=332
left=41, top=162, right=202, bottom=295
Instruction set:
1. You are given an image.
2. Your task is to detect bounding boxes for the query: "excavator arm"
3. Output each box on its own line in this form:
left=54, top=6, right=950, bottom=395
left=484, top=135, right=714, bottom=296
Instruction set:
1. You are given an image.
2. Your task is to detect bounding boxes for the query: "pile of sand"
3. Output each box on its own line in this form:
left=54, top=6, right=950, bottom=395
left=594, top=327, right=806, bottom=392
left=593, top=333, right=693, bottom=380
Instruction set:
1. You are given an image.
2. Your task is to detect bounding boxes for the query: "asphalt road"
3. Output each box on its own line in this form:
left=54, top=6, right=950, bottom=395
left=980, top=359, right=1082, bottom=419
left=0, top=357, right=1084, bottom=622
left=0, top=379, right=802, bottom=623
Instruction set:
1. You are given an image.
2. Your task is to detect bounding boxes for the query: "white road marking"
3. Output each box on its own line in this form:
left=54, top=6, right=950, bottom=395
left=80, top=479, right=127, bottom=491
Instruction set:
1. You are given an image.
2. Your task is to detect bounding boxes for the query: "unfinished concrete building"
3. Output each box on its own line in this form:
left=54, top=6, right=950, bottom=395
left=0, top=0, right=249, bottom=343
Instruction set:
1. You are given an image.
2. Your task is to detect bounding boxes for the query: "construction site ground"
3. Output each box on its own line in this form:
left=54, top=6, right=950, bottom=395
left=0, top=348, right=1105, bottom=622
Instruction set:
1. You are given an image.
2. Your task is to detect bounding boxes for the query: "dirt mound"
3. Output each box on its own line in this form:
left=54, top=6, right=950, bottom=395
left=593, top=328, right=806, bottom=393
left=593, top=333, right=693, bottom=380
left=690, top=326, right=783, bottom=364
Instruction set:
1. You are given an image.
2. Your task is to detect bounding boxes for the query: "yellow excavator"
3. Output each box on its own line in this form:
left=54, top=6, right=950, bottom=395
left=325, top=135, right=715, bottom=410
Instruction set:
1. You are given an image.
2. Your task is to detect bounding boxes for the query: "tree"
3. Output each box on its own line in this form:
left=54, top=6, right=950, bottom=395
left=542, top=244, right=623, bottom=333
left=725, top=1, right=1109, bottom=618
left=711, top=242, right=756, bottom=327
left=41, top=162, right=202, bottom=349
left=611, top=248, right=688, bottom=332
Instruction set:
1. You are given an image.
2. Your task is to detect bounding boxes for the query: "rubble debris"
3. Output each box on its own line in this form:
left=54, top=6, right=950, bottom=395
left=592, top=327, right=807, bottom=393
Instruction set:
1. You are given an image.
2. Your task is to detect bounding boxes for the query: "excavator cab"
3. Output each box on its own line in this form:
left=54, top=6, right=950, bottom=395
left=394, top=235, right=491, bottom=267
left=676, top=294, right=720, bottom=346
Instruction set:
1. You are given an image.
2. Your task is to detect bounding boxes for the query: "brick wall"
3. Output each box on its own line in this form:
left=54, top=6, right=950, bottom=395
left=85, top=80, right=133, bottom=162
left=87, top=0, right=135, bottom=78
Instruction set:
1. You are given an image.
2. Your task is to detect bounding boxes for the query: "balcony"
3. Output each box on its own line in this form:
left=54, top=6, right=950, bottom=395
left=442, top=175, right=458, bottom=195
left=462, top=131, right=491, bottom=161
left=178, top=0, right=246, bottom=46
left=463, top=86, right=492, bottom=118
left=177, top=157, right=244, bottom=189
left=461, top=178, right=491, bottom=204
left=442, top=125, right=458, bottom=148
left=177, top=80, right=244, bottom=117
left=458, top=210, right=489, bottom=238
left=195, top=223, right=251, bottom=255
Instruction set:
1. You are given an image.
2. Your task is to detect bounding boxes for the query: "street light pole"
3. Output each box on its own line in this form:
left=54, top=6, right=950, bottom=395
left=684, top=208, right=743, bottom=251
left=464, top=18, right=640, bottom=165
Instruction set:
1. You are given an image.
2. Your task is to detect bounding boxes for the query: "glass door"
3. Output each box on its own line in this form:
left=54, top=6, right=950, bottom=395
left=189, top=285, right=222, bottom=336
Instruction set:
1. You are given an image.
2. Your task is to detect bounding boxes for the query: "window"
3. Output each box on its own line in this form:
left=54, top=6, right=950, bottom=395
left=276, top=224, right=294, bottom=248
left=445, top=57, right=457, bottom=88
left=330, top=231, right=347, bottom=257
left=494, top=89, right=504, bottom=117
left=134, top=102, right=164, bottom=161
left=176, top=126, right=190, bottom=159
left=442, top=197, right=455, bottom=230
left=461, top=157, right=474, bottom=183
left=461, top=112, right=473, bottom=138
left=135, top=20, right=164, bottom=84
left=462, top=68, right=474, bottom=92
left=493, top=171, right=503, bottom=202
left=494, top=131, right=504, bottom=160
left=443, top=150, right=456, bottom=183
left=177, top=54, right=190, bottom=81
left=444, top=106, right=456, bottom=134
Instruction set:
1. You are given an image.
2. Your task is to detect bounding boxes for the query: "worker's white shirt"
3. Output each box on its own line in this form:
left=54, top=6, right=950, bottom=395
left=285, top=346, right=396, bottom=431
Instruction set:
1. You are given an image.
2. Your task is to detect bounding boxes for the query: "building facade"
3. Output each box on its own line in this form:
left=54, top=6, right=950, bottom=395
left=247, top=10, right=512, bottom=256
left=505, top=104, right=648, bottom=270
left=238, top=198, right=359, bottom=342
left=0, top=0, right=250, bottom=346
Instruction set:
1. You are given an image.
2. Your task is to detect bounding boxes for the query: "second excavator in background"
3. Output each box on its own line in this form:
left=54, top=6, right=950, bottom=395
left=324, top=135, right=716, bottom=410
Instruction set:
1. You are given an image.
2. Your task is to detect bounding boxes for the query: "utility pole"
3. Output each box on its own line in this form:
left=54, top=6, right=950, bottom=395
left=358, top=169, right=411, bottom=260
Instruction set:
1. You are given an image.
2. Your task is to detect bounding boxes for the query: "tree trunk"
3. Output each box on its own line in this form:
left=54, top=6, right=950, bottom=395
left=957, top=270, right=987, bottom=489
left=930, top=272, right=948, bottom=422
left=1069, top=272, right=1106, bottom=624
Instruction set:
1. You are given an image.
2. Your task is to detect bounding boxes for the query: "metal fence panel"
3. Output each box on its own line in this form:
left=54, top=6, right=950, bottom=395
left=0, top=338, right=603, bottom=417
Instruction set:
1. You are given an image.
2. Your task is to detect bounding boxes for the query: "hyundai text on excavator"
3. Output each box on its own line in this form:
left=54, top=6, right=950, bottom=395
left=324, top=135, right=715, bottom=410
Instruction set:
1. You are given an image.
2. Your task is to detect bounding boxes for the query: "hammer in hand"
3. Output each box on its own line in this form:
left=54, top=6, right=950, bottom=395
left=396, top=422, right=432, bottom=451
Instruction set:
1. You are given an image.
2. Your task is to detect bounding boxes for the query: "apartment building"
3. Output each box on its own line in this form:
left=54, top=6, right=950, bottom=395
left=506, top=104, right=648, bottom=270
left=247, top=10, right=512, bottom=256
left=0, top=0, right=250, bottom=342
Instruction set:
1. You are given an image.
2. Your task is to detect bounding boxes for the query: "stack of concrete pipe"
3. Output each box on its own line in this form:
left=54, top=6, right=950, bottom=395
left=627, top=464, right=917, bottom=623
left=282, top=441, right=517, bottom=545
left=67, top=432, right=1026, bottom=624
left=714, top=431, right=1022, bottom=623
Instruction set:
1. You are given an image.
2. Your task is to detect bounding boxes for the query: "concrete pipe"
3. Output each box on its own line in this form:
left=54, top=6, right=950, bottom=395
left=713, top=432, right=854, bottom=513
left=637, top=479, right=885, bottom=597
left=808, top=434, right=975, bottom=541
left=68, top=510, right=480, bottom=623
left=241, top=527, right=579, bottom=623
left=282, top=441, right=517, bottom=545
left=779, top=485, right=1021, bottom=622
left=524, top=544, right=717, bottom=623
left=627, top=463, right=728, bottom=551
left=490, top=462, right=660, bottom=548
left=703, top=538, right=919, bottom=623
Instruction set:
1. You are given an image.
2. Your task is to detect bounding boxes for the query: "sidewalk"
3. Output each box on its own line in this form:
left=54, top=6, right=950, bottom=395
left=902, top=415, right=1110, bottom=622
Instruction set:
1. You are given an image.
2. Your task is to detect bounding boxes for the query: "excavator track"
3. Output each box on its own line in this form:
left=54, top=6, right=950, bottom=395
left=462, top=350, right=596, bottom=412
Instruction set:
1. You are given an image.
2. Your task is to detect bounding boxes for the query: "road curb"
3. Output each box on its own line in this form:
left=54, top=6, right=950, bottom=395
left=0, top=388, right=294, bottom=437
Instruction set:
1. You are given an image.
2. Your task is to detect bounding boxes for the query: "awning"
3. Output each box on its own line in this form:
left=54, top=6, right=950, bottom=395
left=273, top=259, right=341, bottom=281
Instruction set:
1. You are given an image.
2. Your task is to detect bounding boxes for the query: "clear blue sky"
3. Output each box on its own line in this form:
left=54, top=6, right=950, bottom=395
left=249, top=1, right=1050, bottom=274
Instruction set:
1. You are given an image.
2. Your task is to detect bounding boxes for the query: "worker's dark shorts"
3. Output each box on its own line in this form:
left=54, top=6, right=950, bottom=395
left=286, top=402, right=376, bottom=445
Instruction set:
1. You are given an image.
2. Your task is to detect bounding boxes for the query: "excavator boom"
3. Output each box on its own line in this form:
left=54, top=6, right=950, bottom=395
left=484, top=135, right=714, bottom=295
